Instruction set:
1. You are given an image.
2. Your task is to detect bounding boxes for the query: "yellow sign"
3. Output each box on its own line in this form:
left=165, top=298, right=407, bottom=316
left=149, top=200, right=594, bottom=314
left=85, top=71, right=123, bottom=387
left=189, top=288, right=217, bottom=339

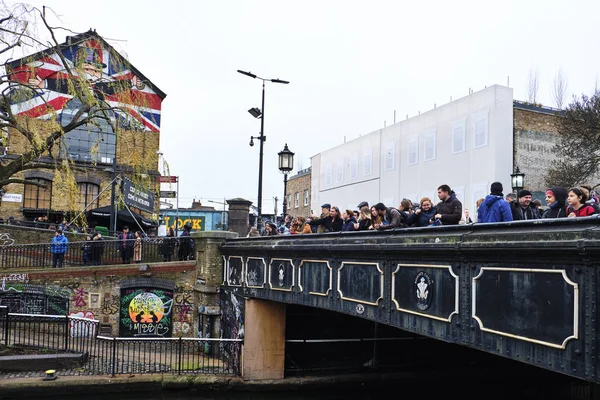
left=163, top=216, right=203, bottom=231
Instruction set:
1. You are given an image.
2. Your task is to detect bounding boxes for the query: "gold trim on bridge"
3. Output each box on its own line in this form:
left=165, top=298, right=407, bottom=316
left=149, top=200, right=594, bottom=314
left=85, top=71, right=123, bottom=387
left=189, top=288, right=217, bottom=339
left=298, top=260, right=332, bottom=296
left=391, top=263, right=459, bottom=322
left=337, top=262, right=384, bottom=306
left=472, top=267, right=579, bottom=349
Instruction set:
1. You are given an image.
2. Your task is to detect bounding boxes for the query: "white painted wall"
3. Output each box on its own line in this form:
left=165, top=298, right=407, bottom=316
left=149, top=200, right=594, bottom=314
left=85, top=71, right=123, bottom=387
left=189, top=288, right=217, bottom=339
left=311, top=85, right=514, bottom=218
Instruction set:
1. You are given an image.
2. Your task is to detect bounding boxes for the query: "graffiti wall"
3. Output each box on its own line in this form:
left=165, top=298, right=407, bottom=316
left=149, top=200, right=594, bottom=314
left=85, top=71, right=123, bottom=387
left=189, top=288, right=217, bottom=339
left=119, top=287, right=174, bottom=337
left=219, top=289, right=245, bottom=374
left=0, top=277, right=70, bottom=315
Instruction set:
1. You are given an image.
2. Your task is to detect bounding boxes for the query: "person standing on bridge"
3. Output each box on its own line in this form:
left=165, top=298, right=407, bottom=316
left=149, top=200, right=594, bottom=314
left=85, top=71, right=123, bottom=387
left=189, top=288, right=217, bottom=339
left=432, top=184, right=463, bottom=225
left=477, top=182, right=513, bottom=223
left=50, top=229, right=69, bottom=268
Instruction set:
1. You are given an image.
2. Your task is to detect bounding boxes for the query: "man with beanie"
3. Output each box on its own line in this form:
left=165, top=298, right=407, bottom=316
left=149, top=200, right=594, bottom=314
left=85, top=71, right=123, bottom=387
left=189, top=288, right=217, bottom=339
left=477, top=182, right=513, bottom=223
left=511, top=189, right=540, bottom=221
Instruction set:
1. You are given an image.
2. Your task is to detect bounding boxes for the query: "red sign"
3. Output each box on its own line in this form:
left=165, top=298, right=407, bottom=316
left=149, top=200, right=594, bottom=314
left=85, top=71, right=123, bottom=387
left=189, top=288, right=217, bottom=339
left=158, top=176, right=178, bottom=183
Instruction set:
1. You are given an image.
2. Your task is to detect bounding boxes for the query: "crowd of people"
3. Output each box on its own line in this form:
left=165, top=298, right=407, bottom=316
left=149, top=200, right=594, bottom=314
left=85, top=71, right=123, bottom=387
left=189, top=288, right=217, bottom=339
left=251, top=182, right=599, bottom=236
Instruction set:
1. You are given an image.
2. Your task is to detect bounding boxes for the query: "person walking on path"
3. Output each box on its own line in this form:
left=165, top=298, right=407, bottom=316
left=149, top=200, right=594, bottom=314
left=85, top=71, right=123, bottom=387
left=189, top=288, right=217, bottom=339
left=50, top=229, right=69, bottom=268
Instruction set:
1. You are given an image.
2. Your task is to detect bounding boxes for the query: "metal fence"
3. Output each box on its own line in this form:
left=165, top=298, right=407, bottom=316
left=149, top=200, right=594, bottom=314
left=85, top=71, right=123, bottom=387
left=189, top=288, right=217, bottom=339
left=0, top=237, right=195, bottom=269
left=0, top=307, right=241, bottom=376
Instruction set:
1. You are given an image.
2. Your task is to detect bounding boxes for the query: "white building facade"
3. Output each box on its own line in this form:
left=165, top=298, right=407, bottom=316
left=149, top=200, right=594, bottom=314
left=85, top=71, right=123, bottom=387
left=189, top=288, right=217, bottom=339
left=311, top=85, right=514, bottom=217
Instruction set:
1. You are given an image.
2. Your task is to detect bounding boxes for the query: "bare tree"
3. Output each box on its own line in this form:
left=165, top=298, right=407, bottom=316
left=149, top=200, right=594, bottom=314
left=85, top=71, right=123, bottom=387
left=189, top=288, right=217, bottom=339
left=527, top=66, right=540, bottom=104
left=552, top=69, right=568, bottom=109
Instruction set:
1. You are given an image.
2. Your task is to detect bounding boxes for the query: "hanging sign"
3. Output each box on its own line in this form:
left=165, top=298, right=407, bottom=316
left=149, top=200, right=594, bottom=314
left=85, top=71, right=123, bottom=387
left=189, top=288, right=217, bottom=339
left=123, top=179, right=155, bottom=213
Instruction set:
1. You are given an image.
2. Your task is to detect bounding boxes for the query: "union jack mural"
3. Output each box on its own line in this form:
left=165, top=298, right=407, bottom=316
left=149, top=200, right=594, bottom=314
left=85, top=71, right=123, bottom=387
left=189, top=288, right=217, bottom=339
left=6, top=31, right=165, bottom=133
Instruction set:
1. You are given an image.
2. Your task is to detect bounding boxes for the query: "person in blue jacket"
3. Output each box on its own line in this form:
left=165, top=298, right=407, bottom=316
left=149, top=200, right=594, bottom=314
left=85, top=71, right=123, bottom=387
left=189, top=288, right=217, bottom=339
left=50, top=229, right=69, bottom=268
left=477, top=182, right=513, bottom=223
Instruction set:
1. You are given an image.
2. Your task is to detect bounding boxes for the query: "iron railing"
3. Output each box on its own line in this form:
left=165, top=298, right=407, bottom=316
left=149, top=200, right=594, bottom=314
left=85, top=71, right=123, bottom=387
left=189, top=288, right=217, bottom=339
left=0, top=237, right=195, bottom=269
left=0, top=308, right=242, bottom=376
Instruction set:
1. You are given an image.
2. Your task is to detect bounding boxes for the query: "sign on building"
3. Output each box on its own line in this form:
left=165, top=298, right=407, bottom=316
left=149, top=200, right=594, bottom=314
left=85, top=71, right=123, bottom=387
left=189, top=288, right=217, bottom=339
left=158, top=176, right=178, bottom=183
left=159, top=191, right=177, bottom=198
left=123, top=179, right=155, bottom=213
left=1, top=193, right=22, bottom=203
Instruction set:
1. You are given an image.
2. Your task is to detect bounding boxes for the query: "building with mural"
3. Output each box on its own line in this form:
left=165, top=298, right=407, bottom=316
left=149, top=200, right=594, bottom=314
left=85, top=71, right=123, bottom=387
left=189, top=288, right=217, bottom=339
left=160, top=200, right=228, bottom=234
left=0, top=30, right=166, bottom=229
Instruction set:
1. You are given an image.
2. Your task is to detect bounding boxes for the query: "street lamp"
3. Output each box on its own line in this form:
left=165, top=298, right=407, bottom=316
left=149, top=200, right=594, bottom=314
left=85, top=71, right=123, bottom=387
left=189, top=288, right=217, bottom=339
left=238, top=69, right=289, bottom=232
left=278, top=144, right=294, bottom=217
left=511, top=166, right=525, bottom=193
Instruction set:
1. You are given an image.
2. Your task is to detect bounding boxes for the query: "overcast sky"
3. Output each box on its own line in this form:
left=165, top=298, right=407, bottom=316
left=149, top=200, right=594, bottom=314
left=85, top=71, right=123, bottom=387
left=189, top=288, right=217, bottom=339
left=14, top=0, right=600, bottom=212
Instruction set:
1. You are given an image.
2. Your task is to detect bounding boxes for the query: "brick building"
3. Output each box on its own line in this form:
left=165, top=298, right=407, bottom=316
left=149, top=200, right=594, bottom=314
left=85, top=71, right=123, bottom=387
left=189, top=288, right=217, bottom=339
left=284, top=167, right=312, bottom=218
left=0, top=30, right=166, bottom=227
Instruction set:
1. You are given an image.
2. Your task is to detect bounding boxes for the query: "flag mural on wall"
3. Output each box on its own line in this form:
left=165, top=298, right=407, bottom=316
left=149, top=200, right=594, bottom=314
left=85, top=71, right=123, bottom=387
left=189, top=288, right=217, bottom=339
left=7, top=31, right=165, bottom=133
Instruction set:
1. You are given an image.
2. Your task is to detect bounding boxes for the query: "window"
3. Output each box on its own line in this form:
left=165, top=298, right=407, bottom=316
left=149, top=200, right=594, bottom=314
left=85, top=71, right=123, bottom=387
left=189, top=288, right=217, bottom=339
left=384, top=144, right=395, bottom=170
left=294, top=192, right=299, bottom=208
left=473, top=111, right=489, bottom=148
left=60, top=99, right=117, bottom=164
left=304, top=190, right=309, bottom=206
left=363, top=151, right=372, bottom=176
left=336, top=163, right=344, bottom=183
left=452, top=120, right=466, bottom=154
left=325, top=164, right=333, bottom=185
left=287, top=195, right=292, bottom=208
left=79, top=182, right=100, bottom=209
left=424, top=131, right=436, bottom=161
left=23, top=178, right=52, bottom=209
left=350, top=155, right=358, bottom=179
left=407, top=137, right=418, bottom=165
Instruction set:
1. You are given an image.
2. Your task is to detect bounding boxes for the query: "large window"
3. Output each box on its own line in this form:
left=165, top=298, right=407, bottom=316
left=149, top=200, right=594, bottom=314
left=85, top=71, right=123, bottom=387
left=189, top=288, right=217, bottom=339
left=295, top=192, right=300, bottom=208
left=79, top=182, right=100, bottom=209
left=473, top=111, right=489, bottom=148
left=60, top=99, right=117, bottom=164
left=336, top=163, right=344, bottom=183
left=384, top=144, right=395, bottom=171
left=363, top=151, right=372, bottom=176
left=453, top=120, right=466, bottom=154
left=325, top=164, right=333, bottom=185
left=408, top=137, right=419, bottom=165
left=350, top=154, right=358, bottom=179
left=304, top=190, right=309, bottom=206
left=23, top=178, right=52, bottom=209
left=424, top=131, right=436, bottom=161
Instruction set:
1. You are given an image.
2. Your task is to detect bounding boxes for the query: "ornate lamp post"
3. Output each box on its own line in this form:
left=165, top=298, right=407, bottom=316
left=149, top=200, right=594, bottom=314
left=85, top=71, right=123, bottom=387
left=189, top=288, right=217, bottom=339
left=278, top=144, right=295, bottom=218
left=511, top=166, right=525, bottom=193
left=238, top=69, right=289, bottom=232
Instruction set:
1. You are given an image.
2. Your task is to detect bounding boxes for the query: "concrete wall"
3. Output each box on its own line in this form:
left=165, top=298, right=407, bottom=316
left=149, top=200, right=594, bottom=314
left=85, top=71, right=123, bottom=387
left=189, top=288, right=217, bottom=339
left=311, top=85, right=514, bottom=217
left=0, top=224, right=91, bottom=244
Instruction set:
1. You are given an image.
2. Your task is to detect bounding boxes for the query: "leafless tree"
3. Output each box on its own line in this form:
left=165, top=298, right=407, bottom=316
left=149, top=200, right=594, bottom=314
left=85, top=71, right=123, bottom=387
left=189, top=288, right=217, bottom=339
left=527, top=66, right=540, bottom=104
left=552, top=69, right=568, bottom=109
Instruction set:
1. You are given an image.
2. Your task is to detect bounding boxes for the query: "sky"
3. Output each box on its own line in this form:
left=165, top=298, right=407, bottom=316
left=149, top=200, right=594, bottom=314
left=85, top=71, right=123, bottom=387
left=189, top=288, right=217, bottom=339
left=7, top=0, right=600, bottom=212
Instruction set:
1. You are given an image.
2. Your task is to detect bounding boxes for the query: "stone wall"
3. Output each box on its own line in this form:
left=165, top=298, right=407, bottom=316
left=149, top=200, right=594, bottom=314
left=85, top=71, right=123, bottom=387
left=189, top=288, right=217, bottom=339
left=0, top=232, right=232, bottom=338
left=285, top=168, right=311, bottom=218
left=0, top=224, right=91, bottom=244
left=513, top=105, right=600, bottom=196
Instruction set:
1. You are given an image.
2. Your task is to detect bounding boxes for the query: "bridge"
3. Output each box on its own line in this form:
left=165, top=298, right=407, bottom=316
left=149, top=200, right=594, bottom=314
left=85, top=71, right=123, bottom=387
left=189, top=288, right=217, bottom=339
left=220, top=217, right=600, bottom=382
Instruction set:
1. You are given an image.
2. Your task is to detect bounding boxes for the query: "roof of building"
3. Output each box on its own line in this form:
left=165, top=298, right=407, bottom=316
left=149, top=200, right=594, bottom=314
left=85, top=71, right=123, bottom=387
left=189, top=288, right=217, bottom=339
left=288, top=167, right=312, bottom=180
left=513, top=100, right=564, bottom=116
left=6, top=29, right=166, bottom=100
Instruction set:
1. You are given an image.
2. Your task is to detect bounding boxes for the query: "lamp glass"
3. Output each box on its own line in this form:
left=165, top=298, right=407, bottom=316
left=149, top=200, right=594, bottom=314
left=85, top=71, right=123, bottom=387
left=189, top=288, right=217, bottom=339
left=278, top=146, right=294, bottom=172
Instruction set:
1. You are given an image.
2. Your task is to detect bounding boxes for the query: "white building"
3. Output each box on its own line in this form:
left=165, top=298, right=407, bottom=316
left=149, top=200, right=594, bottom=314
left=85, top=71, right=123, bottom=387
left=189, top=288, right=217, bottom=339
left=311, top=85, right=514, bottom=216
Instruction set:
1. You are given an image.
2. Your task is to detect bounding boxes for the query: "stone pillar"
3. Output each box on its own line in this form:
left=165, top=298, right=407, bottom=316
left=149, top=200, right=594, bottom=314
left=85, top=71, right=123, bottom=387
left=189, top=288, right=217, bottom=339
left=226, top=198, right=252, bottom=237
left=242, top=299, right=286, bottom=380
left=192, top=231, right=238, bottom=339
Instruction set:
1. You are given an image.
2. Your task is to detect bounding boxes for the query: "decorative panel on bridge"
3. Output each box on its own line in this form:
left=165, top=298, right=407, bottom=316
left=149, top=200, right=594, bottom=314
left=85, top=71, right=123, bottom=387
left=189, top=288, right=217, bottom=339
left=245, top=257, right=266, bottom=288
left=269, top=258, right=295, bottom=291
left=337, top=262, right=383, bottom=305
left=298, top=260, right=332, bottom=296
left=227, top=256, right=244, bottom=287
left=472, top=267, right=579, bottom=349
left=391, top=264, right=459, bottom=322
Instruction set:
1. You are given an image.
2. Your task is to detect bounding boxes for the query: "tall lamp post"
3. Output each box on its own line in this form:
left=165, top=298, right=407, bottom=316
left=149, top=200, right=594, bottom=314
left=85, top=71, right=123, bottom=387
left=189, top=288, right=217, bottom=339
left=278, top=144, right=294, bottom=218
left=237, top=69, right=289, bottom=232
left=511, top=166, right=525, bottom=193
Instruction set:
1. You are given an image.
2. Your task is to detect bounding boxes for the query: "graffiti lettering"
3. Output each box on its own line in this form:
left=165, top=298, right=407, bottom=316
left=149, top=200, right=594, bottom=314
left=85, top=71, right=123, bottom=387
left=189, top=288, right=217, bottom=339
left=73, top=288, right=88, bottom=307
left=0, top=233, right=15, bottom=247
left=101, top=295, right=120, bottom=315
left=173, top=321, right=191, bottom=335
left=69, top=311, right=97, bottom=338
left=0, top=273, right=28, bottom=283
left=132, top=322, right=169, bottom=336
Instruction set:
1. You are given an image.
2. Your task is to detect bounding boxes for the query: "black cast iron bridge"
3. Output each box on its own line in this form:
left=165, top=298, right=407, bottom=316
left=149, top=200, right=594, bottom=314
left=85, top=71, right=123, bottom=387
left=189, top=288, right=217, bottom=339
left=219, top=217, right=600, bottom=383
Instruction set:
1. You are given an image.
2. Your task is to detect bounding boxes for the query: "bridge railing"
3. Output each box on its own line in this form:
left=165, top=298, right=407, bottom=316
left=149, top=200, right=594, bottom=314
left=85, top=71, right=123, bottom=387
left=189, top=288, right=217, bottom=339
left=0, top=237, right=196, bottom=269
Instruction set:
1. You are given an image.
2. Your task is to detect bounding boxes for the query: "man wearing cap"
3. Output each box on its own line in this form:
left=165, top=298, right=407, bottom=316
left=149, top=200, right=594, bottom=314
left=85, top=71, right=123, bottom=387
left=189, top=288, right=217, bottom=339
left=310, top=203, right=332, bottom=233
left=477, top=182, right=513, bottom=223
left=357, top=201, right=369, bottom=209
left=511, top=190, right=540, bottom=220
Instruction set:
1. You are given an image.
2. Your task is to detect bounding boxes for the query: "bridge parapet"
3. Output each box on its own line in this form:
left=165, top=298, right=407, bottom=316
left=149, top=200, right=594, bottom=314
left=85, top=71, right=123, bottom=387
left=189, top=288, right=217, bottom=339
left=220, top=217, right=600, bottom=383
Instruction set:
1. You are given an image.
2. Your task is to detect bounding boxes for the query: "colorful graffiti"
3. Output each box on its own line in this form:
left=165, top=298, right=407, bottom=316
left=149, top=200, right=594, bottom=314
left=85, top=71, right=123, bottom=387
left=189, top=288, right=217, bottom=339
left=0, top=283, right=70, bottom=315
left=119, top=288, right=173, bottom=337
left=69, top=311, right=97, bottom=338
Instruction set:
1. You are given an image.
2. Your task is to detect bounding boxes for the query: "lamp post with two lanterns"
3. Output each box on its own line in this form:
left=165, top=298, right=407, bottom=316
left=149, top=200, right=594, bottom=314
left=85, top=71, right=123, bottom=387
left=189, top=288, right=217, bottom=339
left=238, top=69, right=289, bottom=232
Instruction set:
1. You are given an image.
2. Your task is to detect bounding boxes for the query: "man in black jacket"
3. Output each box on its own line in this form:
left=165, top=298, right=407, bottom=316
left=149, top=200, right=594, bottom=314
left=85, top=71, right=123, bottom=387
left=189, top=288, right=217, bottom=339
left=511, top=190, right=540, bottom=220
left=373, top=203, right=407, bottom=230
left=433, top=184, right=463, bottom=225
